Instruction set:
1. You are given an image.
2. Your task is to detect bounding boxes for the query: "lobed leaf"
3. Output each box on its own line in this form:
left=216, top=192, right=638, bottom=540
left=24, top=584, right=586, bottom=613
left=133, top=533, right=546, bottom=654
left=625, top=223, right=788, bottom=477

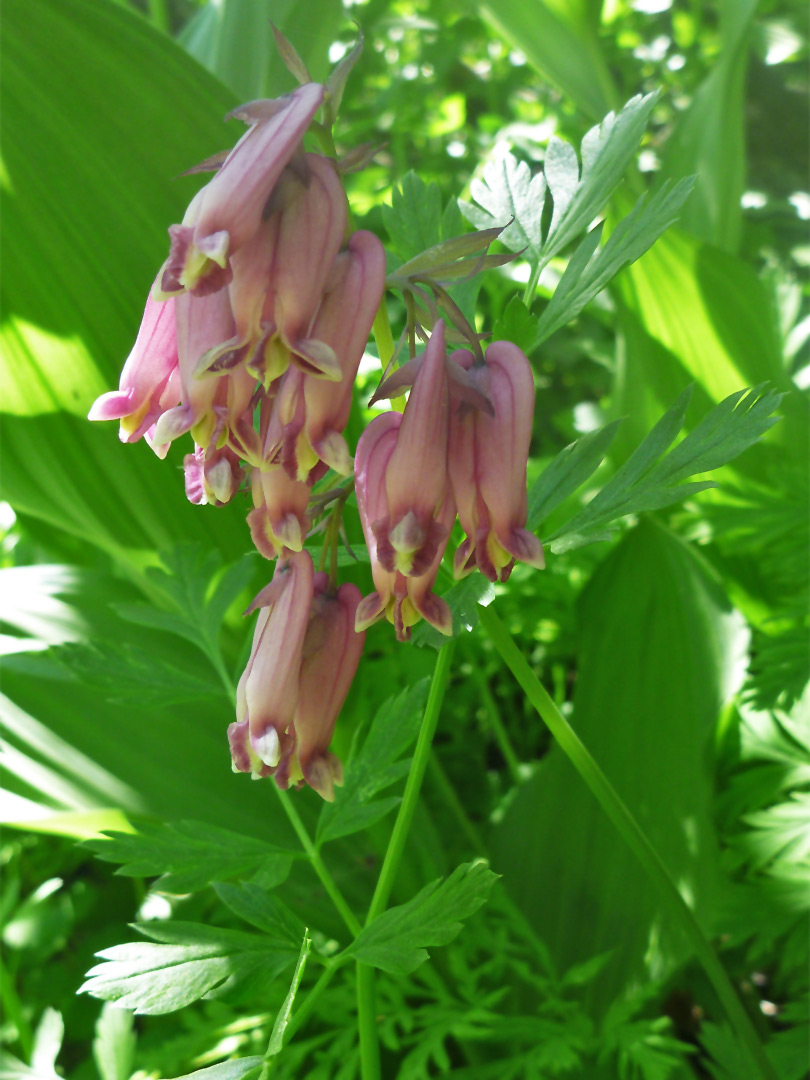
left=348, top=861, right=499, bottom=974
left=213, top=882, right=304, bottom=944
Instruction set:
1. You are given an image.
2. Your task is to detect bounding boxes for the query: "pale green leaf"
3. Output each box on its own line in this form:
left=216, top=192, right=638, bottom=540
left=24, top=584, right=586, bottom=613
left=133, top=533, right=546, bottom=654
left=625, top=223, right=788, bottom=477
left=460, top=152, right=547, bottom=264
left=93, top=1002, right=136, bottom=1080
left=162, top=1059, right=262, bottom=1080
left=30, top=1010, right=63, bottom=1077
left=265, top=932, right=311, bottom=1057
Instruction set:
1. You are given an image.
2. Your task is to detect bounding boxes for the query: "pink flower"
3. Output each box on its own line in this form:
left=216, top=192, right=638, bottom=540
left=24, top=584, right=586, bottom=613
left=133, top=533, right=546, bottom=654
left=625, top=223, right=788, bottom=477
left=228, top=551, right=314, bottom=778
left=278, top=575, right=365, bottom=801
left=87, top=278, right=180, bottom=450
left=262, top=229, right=386, bottom=481
left=448, top=342, right=544, bottom=582
left=159, top=84, right=324, bottom=297
left=228, top=556, right=364, bottom=801
left=184, top=444, right=244, bottom=506
left=354, top=410, right=453, bottom=642
left=246, top=466, right=311, bottom=560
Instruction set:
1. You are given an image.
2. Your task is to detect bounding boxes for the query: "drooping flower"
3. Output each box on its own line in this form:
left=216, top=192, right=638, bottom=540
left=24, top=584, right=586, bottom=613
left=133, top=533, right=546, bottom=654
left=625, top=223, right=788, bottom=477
left=448, top=341, right=544, bottom=582
left=354, top=410, right=453, bottom=641
left=246, top=465, right=311, bottom=560
left=184, top=444, right=244, bottom=506
left=276, top=574, right=365, bottom=801
left=158, top=84, right=324, bottom=297
left=228, top=550, right=314, bottom=778
left=87, top=278, right=180, bottom=451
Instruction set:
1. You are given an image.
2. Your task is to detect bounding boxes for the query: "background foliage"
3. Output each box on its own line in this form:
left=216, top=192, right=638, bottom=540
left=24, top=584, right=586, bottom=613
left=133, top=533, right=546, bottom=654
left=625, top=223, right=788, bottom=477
left=1, top=0, right=807, bottom=1078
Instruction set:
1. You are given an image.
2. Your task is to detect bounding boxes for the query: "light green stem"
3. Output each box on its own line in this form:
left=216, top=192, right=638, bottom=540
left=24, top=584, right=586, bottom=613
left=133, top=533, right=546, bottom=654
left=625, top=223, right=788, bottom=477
left=356, top=641, right=456, bottom=1080
left=473, top=666, right=524, bottom=786
left=479, top=605, right=777, bottom=1080
left=282, top=958, right=344, bottom=1047
left=273, top=787, right=361, bottom=938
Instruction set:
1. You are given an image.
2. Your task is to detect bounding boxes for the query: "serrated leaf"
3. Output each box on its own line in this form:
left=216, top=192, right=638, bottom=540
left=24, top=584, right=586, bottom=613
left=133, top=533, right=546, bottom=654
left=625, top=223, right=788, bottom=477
left=548, top=385, right=782, bottom=550
left=93, top=1002, right=135, bottom=1080
left=534, top=178, right=695, bottom=345
left=383, top=173, right=445, bottom=263
left=348, top=861, right=498, bottom=974
left=213, top=883, right=304, bottom=944
left=80, top=922, right=298, bottom=1014
left=739, top=793, right=810, bottom=872
left=85, top=820, right=295, bottom=895
left=265, top=932, right=311, bottom=1057
left=491, top=296, right=537, bottom=353
left=412, top=574, right=496, bottom=650
left=527, top=420, right=623, bottom=531
left=316, top=682, right=429, bottom=845
left=460, top=151, right=547, bottom=263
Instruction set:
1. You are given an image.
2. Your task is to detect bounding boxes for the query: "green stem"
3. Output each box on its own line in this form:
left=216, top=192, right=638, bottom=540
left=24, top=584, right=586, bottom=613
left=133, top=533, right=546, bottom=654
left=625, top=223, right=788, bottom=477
left=473, top=667, right=524, bottom=787
left=522, top=258, right=543, bottom=307
left=479, top=605, right=777, bottom=1080
left=283, top=957, right=344, bottom=1047
left=372, top=299, right=395, bottom=370
left=356, top=641, right=456, bottom=1080
left=273, top=787, right=361, bottom=938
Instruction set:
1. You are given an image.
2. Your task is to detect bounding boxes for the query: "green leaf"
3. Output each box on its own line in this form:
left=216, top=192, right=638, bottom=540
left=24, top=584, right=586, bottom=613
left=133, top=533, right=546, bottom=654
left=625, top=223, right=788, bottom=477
left=85, top=821, right=295, bottom=895
left=162, top=1060, right=263, bottom=1080
left=491, top=296, right=537, bottom=353
left=213, top=883, right=304, bottom=944
left=459, top=152, right=547, bottom=266
left=265, top=932, right=311, bottom=1057
left=383, top=173, right=445, bottom=264
left=179, top=0, right=342, bottom=103
left=533, top=178, right=695, bottom=346
left=317, top=681, right=429, bottom=845
left=93, top=1002, right=136, bottom=1080
left=1, top=0, right=249, bottom=559
left=80, top=922, right=298, bottom=1015
left=492, top=519, right=747, bottom=1010
left=739, top=794, right=810, bottom=872
left=31, top=1009, right=63, bottom=1077
left=527, top=420, right=623, bottom=531
left=348, top=861, right=498, bottom=974
left=412, top=574, right=496, bottom=649
left=548, top=385, right=783, bottom=552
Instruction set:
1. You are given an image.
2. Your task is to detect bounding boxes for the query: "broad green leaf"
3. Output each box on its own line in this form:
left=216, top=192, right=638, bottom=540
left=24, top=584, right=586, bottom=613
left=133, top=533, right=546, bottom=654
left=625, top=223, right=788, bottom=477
left=179, top=0, right=343, bottom=103
left=265, top=932, right=311, bottom=1057
left=317, top=681, right=429, bottom=845
left=527, top=420, right=623, bottom=531
left=348, top=861, right=498, bottom=974
left=459, top=153, right=547, bottom=266
left=93, top=1003, right=136, bottom=1080
left=163, top=1061, right=263, bottom=1080
left=533, top=178, right=695, bottom=346
left=1, top=0, right=251, bottom=559
left=472, top=0, right=617, bottom=121
left=657, top=0, right=758, bottom=251
left=492, top=519, right=748, bottom=1011
left=80, top=922, right=298, bottom=1014
left=548, top=385, right=783, bottom=552
left=85, top=821, right=295, bottom=895
left=213, top=883, right=304, bottom=944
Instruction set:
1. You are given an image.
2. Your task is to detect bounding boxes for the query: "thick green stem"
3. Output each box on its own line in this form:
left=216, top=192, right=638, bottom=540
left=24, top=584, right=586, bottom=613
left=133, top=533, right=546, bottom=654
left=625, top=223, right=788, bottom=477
left=273, top=787, right=361, bottom=938
left=479, top=605, right=777, bottom=1080
left=356, top=641, right=456, bottom=1080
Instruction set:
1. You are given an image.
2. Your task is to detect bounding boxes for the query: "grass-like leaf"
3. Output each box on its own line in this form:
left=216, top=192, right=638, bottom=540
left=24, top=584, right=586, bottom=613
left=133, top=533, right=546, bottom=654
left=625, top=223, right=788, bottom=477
left=80, top=922, right=298, bottom=1014
left=533, top=177, right=695, bottom=346
left=85, top=821, right=296, bottom=895
left=317, top=681, right=429, bottom=845
left=348, top=861, right=498, bottom=974
left=547, top=385, right=782, bottom=552
left=528, top=420, right=623, bottom=531
left=265, top=932, right=311, bottom=1058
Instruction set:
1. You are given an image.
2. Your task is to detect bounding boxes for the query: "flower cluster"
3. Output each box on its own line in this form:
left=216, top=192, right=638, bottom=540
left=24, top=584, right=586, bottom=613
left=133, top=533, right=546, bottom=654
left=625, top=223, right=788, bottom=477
left=90, top=73, right=543, bottom=799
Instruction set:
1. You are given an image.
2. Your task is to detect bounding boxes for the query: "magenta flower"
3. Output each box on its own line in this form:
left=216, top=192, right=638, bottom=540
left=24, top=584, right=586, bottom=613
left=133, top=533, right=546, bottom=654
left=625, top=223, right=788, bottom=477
left=87, top=278, right=180, bottom=453
left=159, top=84, right=324, bottom=297
left=355, top=410, right=453, bottom=641
left=228, top=551, right=314, bottom=778
left=278, top=575, right=365, bottom=801
left=448, top=342, right=544, bottom=582
left=246, top=465, right=311, bottom=560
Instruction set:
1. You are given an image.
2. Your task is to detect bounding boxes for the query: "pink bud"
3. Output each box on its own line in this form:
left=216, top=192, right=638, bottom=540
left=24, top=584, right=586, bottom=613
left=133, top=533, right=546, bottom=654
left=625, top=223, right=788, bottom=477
left=280, top=575, right=365, bottom=801
left=228, top=551, right=314, bottom=778
left=246, top=466, right=311, bottom=560
left=88, top=279, right=180, bottom=452
left=448, top=342, right=544, bottom=582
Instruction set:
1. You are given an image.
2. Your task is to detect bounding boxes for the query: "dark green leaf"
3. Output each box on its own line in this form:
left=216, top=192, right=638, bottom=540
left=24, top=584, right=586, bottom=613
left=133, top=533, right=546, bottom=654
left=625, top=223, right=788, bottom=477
left=213, top=883, right=304, bottom=945
left=527, top=420, right=623, bottom=531
left=85, top=821, right=295, bottom=895
left=348, top=861, right=498, bottom=974
left=317, top=681, right=429, bottom=845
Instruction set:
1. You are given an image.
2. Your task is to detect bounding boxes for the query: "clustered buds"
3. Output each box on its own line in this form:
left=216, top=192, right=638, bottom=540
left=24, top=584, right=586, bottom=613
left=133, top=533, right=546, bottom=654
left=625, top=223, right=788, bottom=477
left=91, top=66, right=544, bottom=800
